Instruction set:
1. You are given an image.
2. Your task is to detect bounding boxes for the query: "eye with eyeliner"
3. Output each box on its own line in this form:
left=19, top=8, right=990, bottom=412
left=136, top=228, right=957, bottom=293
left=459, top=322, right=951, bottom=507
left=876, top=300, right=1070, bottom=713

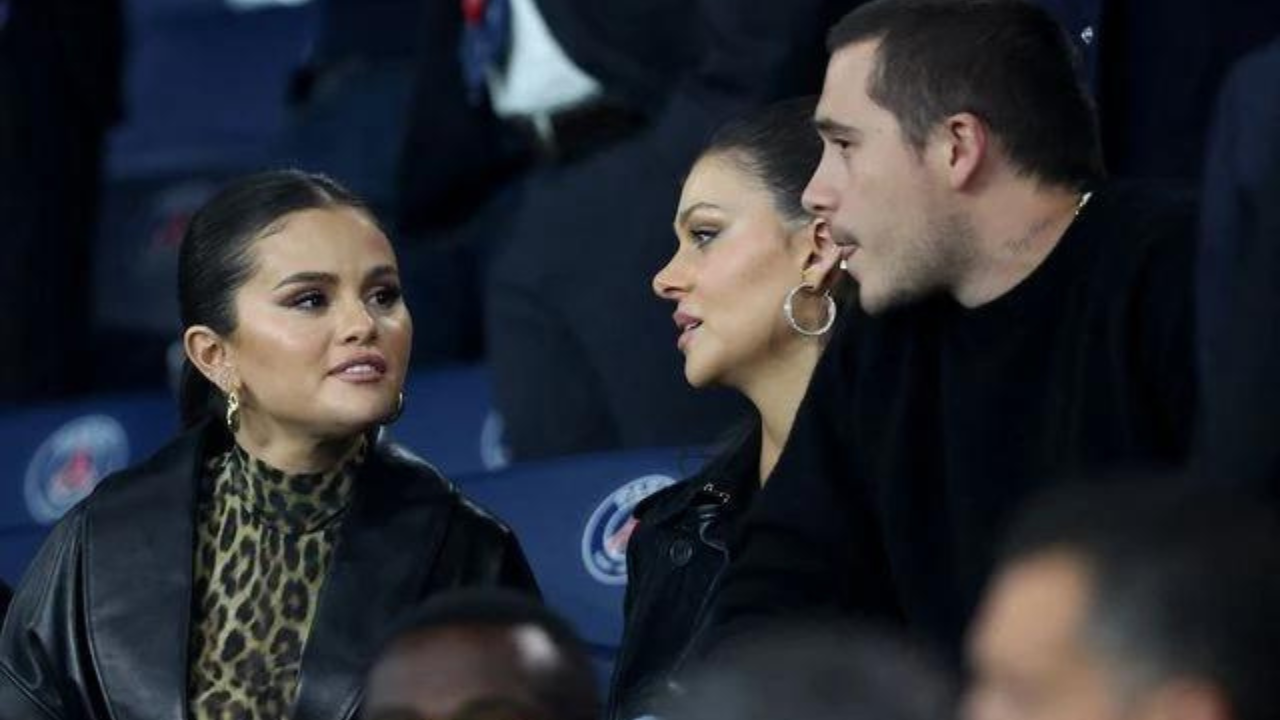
left=368, top=284, right=403, bottom=309
left=689, top=226, right=721, bottom=248
left=285, top=288, right=328, bottom=310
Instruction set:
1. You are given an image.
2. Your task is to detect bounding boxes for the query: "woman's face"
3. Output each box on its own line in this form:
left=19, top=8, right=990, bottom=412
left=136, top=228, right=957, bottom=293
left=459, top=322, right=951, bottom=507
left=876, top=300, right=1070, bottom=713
left=654, top=153, right=814, bottom=390
left=222, top=206, right=412, bottom=441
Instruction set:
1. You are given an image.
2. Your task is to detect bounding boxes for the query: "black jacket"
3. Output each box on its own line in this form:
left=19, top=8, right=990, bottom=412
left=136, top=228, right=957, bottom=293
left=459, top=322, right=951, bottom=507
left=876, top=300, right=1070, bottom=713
left=0, top=424, right=538, bottom=720
left=0, top=580, right=10, bottom=627
left=1194, top=39, right=1280, bottom=492
left=608, top=430, right=759, bottom=720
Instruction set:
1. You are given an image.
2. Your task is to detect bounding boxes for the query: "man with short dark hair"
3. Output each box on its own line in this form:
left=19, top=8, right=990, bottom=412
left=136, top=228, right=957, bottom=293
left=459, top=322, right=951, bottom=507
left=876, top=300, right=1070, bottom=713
left=702, top=0, right=1196, bottom=663
left=362, top=589, right=599, bottom=720
left=966, top=483, right=1280, bottom=720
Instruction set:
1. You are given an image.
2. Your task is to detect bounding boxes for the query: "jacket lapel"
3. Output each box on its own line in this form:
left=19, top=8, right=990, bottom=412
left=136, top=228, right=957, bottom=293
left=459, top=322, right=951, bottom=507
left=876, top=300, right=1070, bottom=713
left=292, top=444, right=456, bottom=720
left=85, top=426, right=206, bottom=720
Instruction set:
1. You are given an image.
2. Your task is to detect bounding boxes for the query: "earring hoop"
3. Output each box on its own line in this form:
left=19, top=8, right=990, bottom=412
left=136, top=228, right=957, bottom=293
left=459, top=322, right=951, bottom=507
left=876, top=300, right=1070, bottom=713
left=385, top=390, right=405, bottom=424
left=225, top=389, right=241, bottom=434
left=783, top=284, right=836, bottom=337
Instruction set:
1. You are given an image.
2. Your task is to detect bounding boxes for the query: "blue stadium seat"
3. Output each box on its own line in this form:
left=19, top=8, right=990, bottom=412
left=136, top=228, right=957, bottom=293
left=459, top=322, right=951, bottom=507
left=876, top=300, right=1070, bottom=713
left=391, top=365, right=509, bottom=476
left=0, top=393, right=178, bottom=582
left=109, top=0, right=317, bottom=176
left=453, top=448, right=707, bottom=672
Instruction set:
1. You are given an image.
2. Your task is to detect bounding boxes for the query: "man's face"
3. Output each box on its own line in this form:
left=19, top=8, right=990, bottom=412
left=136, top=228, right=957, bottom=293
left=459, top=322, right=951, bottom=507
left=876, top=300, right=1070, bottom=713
left=804, top=41, right=960, bottom=314
left=965, top=552, right=1131, bottom=720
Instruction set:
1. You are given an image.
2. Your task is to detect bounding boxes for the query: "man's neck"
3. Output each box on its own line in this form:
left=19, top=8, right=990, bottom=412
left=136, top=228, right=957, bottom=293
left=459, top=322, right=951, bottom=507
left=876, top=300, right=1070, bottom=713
left=951, top=181, right=1087, bottom=308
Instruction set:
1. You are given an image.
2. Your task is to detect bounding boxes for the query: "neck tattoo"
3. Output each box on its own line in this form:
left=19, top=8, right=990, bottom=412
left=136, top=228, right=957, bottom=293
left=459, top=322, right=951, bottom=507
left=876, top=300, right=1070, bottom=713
left=1009, top=190, right=1093, bottom=253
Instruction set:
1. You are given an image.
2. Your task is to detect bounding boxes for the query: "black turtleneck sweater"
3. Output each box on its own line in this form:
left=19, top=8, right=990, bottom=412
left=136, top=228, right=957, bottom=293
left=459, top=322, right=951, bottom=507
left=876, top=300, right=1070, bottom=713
left=703, top=182, right=1197, bottom=661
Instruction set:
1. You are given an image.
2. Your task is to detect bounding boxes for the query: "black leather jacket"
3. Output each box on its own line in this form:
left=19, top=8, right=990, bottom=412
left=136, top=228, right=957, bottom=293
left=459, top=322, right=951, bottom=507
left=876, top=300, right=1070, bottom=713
left=607, top=429, right=758, bottom=720
left=0, top=423, right=538, bottom=720
left=0, top=581, right=10, bottom=627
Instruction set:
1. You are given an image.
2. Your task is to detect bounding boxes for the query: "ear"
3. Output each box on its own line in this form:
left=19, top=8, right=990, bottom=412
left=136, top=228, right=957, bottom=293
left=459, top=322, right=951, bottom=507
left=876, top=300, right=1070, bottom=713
left=793, top=218, right=843, bottom=292
left=933, top=112, right=987, bottom=191
left=183, top=325, right=236, bottom=393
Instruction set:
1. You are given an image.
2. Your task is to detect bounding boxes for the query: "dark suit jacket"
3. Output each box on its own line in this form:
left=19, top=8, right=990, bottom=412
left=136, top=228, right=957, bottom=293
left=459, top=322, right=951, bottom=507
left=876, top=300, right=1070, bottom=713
left=1195, top=39, right=1280, bottom=490
left=1033, top=0, right=1280, bottom=180
left=394, top=0, right=845, bottom=232
left=0, top=424, right=539, bottom=720
left=0, top=0, right=124, bottom=402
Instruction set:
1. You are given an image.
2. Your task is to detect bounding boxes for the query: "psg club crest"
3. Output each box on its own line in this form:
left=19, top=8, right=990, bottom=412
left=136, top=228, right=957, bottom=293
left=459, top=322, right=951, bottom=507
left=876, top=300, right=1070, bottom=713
left=24, top=415, right=130, bottom=525
left=581, top=474, right=677, bottom=585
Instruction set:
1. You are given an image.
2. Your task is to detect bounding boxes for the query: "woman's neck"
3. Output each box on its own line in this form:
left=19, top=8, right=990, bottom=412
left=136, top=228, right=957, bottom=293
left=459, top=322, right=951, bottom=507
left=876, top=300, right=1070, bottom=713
left=738, top=340, right=824, bottom=485
left=233, top=420, right=362, bottom=474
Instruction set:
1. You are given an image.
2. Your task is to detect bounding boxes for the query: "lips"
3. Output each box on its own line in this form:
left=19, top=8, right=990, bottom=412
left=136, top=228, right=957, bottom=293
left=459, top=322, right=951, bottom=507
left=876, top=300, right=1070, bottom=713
left=329, top=354, right=388, bottom=381
left=673, top=310, right=703, bottom=351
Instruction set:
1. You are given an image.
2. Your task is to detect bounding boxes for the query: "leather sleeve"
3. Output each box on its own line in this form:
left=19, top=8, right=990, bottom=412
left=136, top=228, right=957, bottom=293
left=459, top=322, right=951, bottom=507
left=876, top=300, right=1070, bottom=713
left=434, top=499, right=542, bottom=600
left=0, top=510, right=89, bottom=720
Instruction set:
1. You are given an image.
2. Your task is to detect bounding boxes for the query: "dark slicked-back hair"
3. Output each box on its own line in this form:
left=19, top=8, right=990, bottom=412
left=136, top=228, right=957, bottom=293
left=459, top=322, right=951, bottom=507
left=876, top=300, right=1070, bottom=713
left=827, top=0, right=1104, bottom=188
left=1001, top=482, right=1280, bottom=720
left=702, top=96, right=822, bottom=225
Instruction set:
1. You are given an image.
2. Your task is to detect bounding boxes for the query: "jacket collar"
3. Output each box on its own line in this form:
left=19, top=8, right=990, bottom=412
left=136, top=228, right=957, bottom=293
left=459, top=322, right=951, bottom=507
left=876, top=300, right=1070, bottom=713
left=635, top=427, right=761, bottom=527
left=83, top=423, right=458, bottom=720
left=291, top=442, right=457, bottom=720
left=85, top=422, right=206, bottom=720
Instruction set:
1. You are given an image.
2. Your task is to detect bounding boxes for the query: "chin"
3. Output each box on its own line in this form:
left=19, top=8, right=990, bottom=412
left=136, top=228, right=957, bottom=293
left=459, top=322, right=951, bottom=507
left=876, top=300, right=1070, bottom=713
left=858, top=278, right=905, bottom=316
left=318, top=398, right=398, bottom=435
left=682, top=362, right=716, bottom=389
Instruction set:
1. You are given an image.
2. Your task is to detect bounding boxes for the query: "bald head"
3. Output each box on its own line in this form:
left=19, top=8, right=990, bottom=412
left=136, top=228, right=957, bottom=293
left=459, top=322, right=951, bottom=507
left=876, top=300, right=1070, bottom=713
left=361, top=590, right=598, bottom=720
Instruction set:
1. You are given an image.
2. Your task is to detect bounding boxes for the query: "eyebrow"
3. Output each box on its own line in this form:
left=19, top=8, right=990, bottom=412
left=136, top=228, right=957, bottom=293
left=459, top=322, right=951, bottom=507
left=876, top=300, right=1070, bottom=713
left=676, top=202, right=724, bottom=227
left=814, top=116, right=860, bottom=140
left=272, top=264, right=399, bottom=290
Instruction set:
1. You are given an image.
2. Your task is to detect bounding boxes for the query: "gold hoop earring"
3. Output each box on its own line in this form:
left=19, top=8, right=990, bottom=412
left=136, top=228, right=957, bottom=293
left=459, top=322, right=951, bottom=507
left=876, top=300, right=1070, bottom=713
left=385, top=390, right=405, bottom=424
left=225, top=389, right=241, bottom=434
left=783, top=284, right=837, bottom=337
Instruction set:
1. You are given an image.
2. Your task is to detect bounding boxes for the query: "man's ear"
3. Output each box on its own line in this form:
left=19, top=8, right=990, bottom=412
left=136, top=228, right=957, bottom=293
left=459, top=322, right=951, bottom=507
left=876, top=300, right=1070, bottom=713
left=183, top=325, right=235, bottom=392
left=795, top=218, right=843, bottom=292
left=933, top=111, right=988, bottom=190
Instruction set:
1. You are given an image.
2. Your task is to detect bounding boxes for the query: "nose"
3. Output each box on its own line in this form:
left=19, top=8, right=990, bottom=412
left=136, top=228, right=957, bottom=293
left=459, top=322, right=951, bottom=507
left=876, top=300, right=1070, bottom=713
left=340, top=297, right=378, bottom=344
left=652, top=251, right=690, bottom=301
left=802, top=156, right=838, bottom=218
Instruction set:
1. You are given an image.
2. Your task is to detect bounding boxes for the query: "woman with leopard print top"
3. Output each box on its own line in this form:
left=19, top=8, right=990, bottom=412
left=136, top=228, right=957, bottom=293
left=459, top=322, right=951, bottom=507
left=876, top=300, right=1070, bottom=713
left=0, top=170, right=540, bottom=720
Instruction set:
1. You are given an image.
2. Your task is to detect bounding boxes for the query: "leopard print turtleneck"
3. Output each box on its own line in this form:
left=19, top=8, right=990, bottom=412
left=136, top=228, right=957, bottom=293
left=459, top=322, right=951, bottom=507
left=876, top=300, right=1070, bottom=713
left=188, top=439, right=365, bottom=720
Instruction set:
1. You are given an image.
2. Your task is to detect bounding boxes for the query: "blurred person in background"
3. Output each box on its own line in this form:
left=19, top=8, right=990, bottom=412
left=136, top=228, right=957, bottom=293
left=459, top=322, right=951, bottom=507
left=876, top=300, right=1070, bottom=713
left=966, top=482, right=1280, bottom=720
left=362, top=588, right=598, bottom=720
left=0, top=0, right=125, bottom=402
left=0, top=170, right=538, bottom=720
left=667, top=623, right=954, bottom=720
left=394, top=0, right=850, bottom=458
left=1193, top=37, right=1280, bottom=498
left=700, top=0, right=1198, bottom=667
left=1043, top=0, right=1280, bottom=182
left=608, top=97, right=847, bottom=720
